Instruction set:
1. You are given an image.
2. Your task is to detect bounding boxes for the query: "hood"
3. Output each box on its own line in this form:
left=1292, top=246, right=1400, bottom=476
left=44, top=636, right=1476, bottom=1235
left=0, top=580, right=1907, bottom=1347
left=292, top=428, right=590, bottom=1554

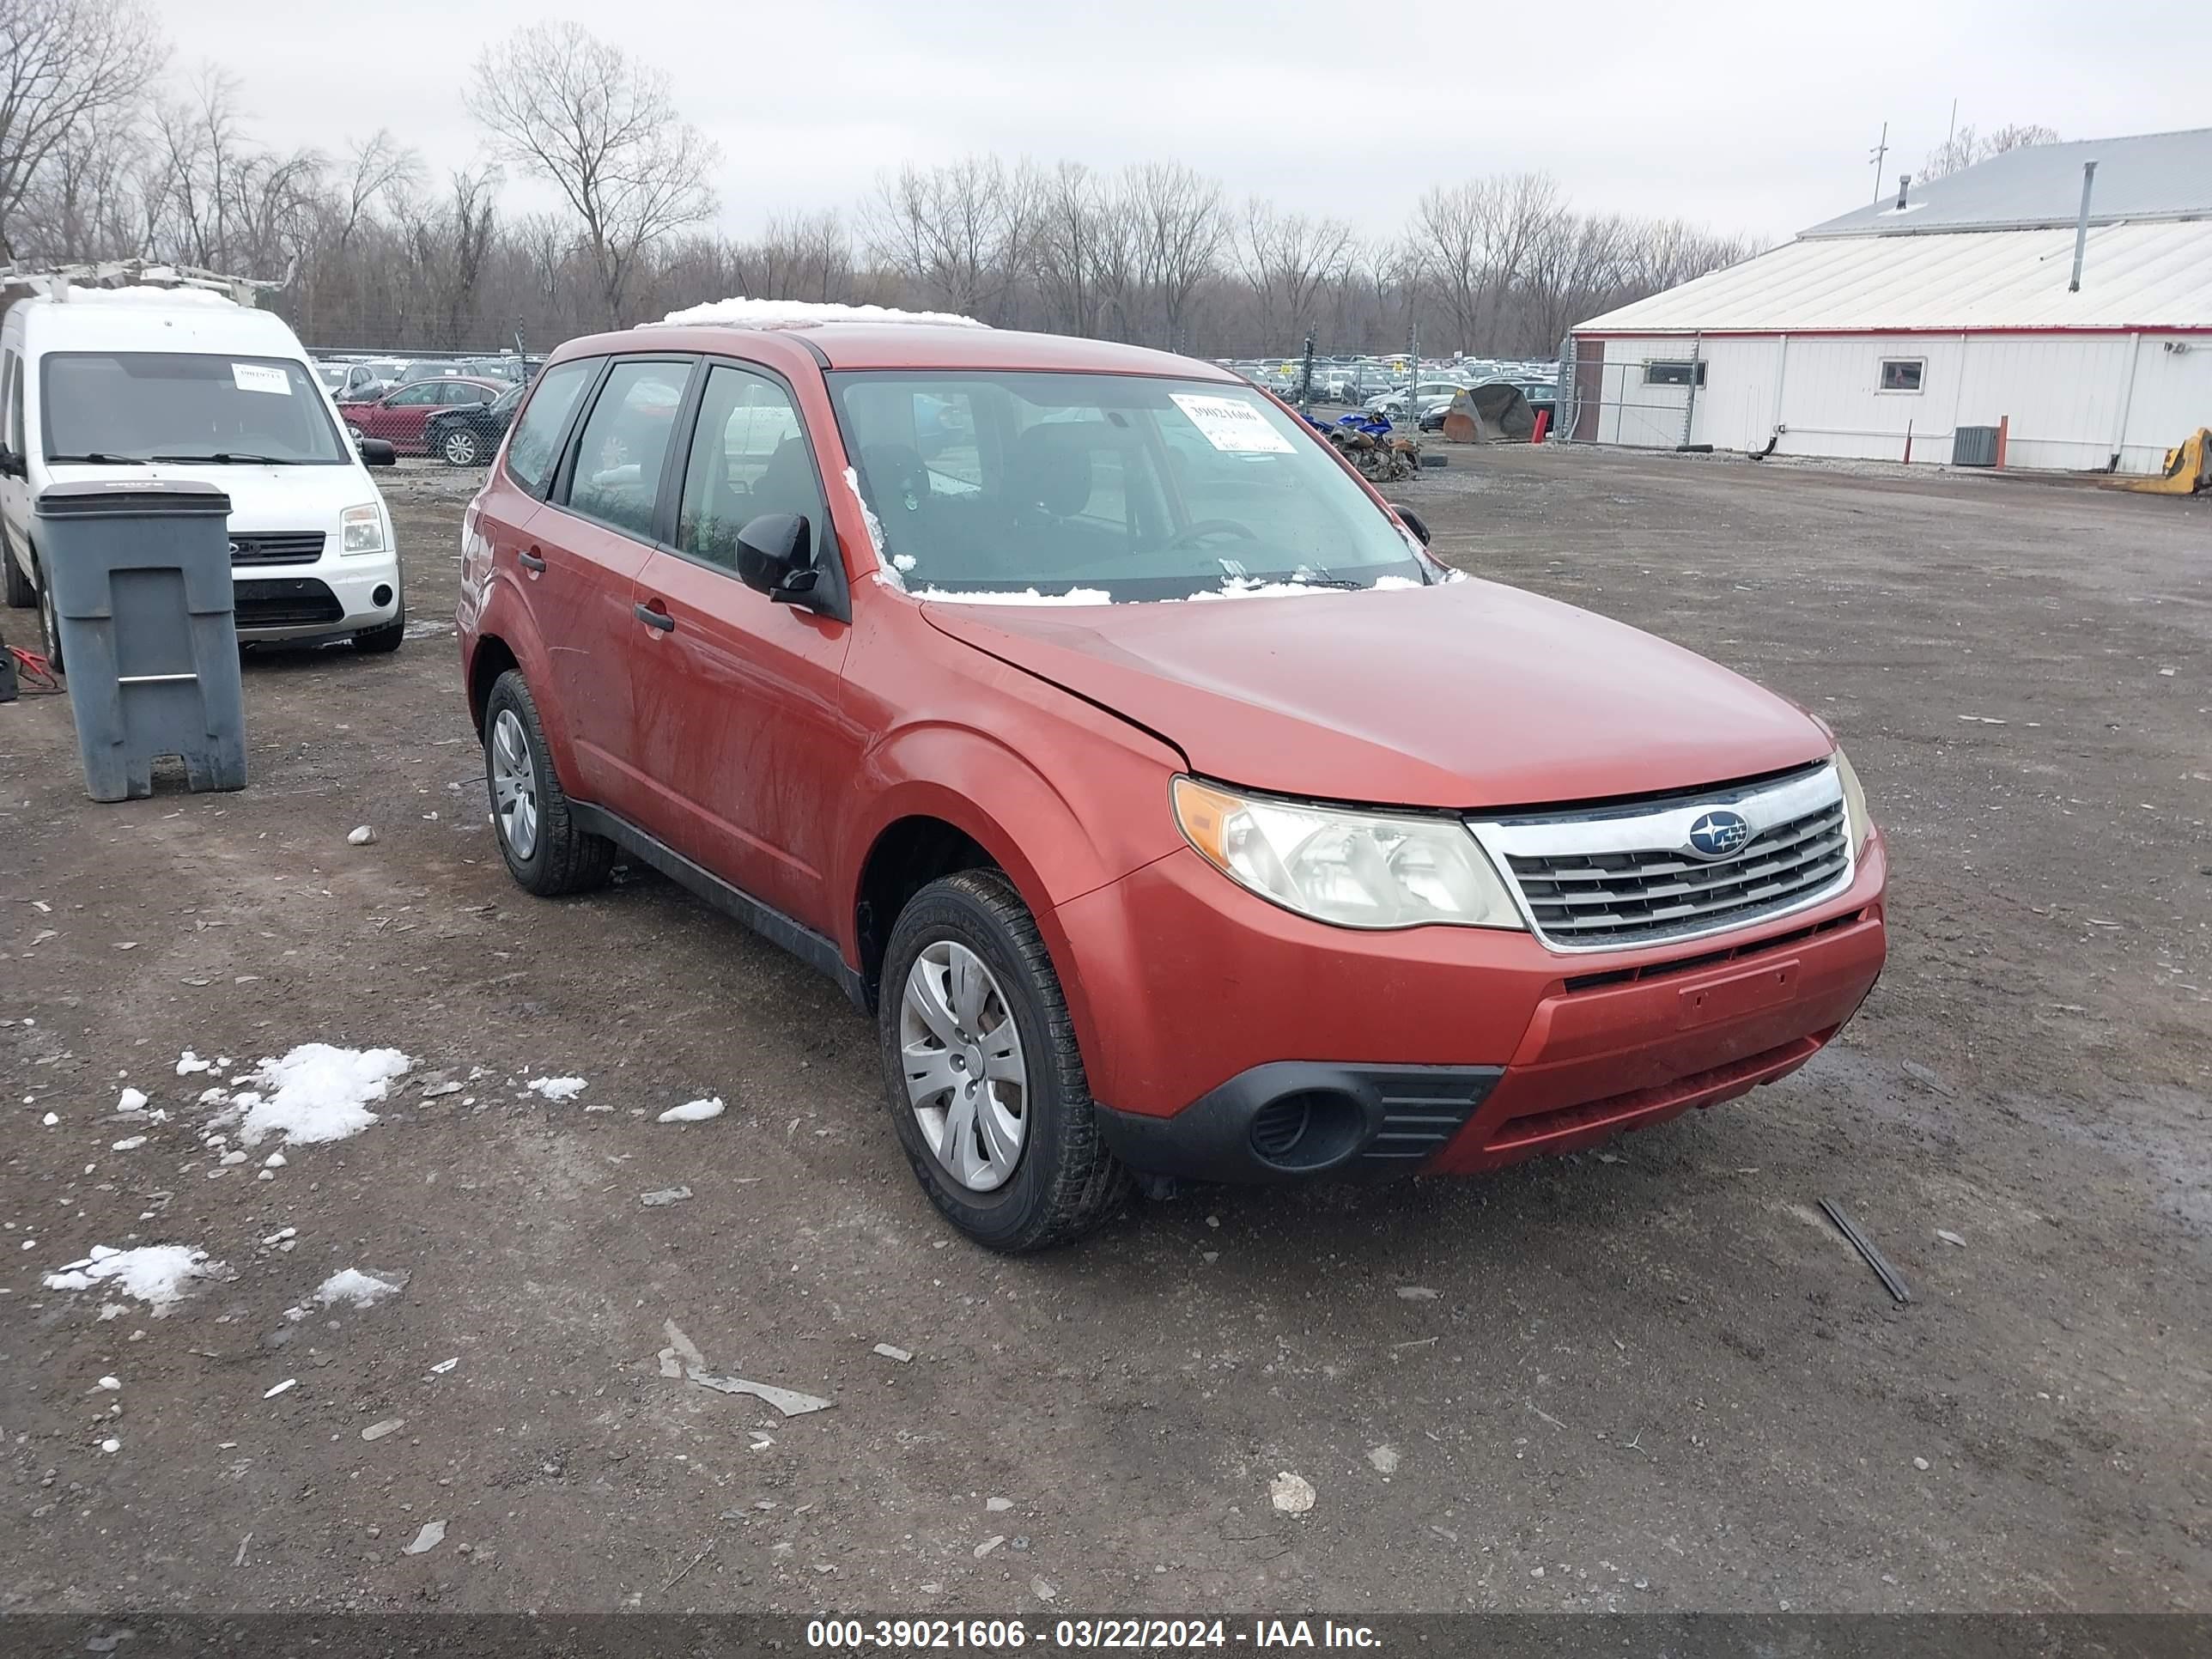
left=40, top=462, right=375, bottom=529
left=919, top=580, right=1831, bottom=810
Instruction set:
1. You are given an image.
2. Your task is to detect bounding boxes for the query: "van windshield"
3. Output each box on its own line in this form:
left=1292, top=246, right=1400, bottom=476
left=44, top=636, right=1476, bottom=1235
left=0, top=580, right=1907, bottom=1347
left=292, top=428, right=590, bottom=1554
left=41, top=352, right=350, bottom=465
left=826, top=371, right=1430, bottom=602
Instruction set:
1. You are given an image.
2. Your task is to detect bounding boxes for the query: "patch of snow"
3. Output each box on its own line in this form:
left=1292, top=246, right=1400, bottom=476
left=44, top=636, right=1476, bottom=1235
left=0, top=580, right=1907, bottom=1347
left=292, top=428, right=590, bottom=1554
left=892, top=553, right=916, bottom=573
left=230, top=1043, right=411, bottom=1146
left=843, top=466, right=895, bottom=581
left=118, top=1087, right=149, bottom=1111
left=912, top=586, right=1115, bottom=607
left=1371, top=574, right=1425, bottom=590
left=41, top=1111, right=58, bottom=1127
left=526, top=1076, right=587, bottom=1103
left=176, top=1051, right=212, bottom=1076
left=111, top=1136, right=147, bottom=1152
left=654, top=296, right=984, bottom=330
left=658, top=1097, right=726, bottom=1123
left=43, top=1244, right=221, bottom=1313
left=61, top=283, right=236, bottom=308
left=1188, top=577, right=1340, bottom=603
left=318, top=1268, right=403, bottom=1309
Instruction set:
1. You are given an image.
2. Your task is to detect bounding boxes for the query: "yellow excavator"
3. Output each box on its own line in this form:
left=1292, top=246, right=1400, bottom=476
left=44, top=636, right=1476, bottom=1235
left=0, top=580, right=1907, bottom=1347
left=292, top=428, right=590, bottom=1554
left=2122, top=428, right=2212, bottom=495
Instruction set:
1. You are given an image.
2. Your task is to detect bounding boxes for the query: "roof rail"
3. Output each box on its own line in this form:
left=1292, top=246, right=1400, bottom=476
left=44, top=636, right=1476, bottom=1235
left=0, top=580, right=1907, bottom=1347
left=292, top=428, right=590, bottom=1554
left=0, top=258, right=295, bottom=307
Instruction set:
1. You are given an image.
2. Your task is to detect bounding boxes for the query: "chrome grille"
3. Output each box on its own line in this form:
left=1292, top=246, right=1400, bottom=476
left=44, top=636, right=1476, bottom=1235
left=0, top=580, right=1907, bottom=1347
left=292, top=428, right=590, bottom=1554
left=1469, top=763, right=1852, bottom=951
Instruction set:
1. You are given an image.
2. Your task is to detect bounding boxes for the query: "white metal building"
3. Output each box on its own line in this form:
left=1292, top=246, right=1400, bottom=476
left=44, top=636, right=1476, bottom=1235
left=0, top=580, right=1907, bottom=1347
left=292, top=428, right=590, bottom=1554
left=1565, top=128, right=2212, bottom=473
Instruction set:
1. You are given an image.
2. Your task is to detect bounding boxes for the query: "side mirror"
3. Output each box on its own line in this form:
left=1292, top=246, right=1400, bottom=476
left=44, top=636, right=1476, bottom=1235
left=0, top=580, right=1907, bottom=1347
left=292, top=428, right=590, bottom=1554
left=0, top=447, right=24, bottom=480
left=357, top=437, right=398, bottom=469
left=734, top=513, right=820, bottom=605
left=1391, top=505, right=1432, bottom=546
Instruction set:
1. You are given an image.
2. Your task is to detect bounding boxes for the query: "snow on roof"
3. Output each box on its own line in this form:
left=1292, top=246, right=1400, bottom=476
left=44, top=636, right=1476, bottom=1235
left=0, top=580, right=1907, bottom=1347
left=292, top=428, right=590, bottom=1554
left=1573, top=219, right=2212, bottom=336
left=53, top=283, right=239, bottom=307
left=1804, top=127, right=2212, bottom=238
left=653, top=297, right=987, bottom=330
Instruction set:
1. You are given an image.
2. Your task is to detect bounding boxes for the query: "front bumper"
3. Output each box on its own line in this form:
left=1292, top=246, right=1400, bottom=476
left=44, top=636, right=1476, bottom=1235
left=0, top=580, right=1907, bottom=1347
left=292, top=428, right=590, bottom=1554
left=234, top=554, right=401, bottom=641
left=1062, top=834, right=1887, bottom=1182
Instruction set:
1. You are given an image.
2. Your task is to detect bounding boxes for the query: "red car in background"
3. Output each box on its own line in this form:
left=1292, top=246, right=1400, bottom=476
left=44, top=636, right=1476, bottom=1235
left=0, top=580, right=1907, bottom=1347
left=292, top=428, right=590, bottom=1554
left=338, top=376, right=503, bottom=455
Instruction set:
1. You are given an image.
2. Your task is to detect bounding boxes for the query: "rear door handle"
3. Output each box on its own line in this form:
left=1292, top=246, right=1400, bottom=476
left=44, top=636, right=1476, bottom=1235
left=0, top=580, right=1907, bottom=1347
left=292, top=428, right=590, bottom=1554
left=518, top=548, right=546, bottom=572
left=635, top=600, right=675, bottom=633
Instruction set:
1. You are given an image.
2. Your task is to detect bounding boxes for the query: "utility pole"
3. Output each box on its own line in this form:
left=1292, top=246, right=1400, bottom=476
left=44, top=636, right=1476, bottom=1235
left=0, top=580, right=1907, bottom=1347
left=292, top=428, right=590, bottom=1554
left=1869, top=121, right=1890, bottom=204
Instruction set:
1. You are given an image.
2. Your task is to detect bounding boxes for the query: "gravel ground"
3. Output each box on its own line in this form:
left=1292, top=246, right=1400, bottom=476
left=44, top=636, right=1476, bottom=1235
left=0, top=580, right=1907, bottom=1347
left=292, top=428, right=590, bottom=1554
left=1, top=446, right=2205, bottom=1614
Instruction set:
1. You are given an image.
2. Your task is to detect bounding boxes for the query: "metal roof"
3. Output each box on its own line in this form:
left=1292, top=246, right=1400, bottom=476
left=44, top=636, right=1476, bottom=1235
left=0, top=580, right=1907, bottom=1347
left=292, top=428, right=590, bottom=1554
left=1803, top=127, right=2212, bottom=238
left=1572, top=219, right=2212, bottom=336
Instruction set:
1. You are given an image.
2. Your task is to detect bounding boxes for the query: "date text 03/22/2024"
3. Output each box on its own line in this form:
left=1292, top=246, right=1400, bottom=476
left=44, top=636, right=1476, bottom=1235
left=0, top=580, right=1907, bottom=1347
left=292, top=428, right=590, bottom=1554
left=805, top=1619, right=1383, bottom=1650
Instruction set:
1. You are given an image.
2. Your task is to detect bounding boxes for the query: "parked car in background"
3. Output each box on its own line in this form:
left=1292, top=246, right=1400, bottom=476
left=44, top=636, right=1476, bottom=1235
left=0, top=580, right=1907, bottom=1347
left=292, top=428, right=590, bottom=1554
left=2, top=288, right=405, bottom=659
left=314, top=360, right=392, bottom=402
left=425, top=381, right=523, bottom=466
left=457, top=314, right=1887, bottom=1252
left=339, top=376, right=501, bottom=455
left=1367, top=380, right=1469, bottom=416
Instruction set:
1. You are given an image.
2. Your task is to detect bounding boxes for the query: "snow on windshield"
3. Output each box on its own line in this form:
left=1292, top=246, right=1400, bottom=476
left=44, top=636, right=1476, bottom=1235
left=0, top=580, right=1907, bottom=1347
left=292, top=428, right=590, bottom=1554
left=654, top=297, right=985, bottom=329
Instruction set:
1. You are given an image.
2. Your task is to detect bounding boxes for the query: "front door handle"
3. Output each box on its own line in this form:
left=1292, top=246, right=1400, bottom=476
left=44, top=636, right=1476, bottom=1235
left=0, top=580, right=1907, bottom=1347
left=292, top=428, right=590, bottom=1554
left=518, top=548, right=547, bottom=572
left=635, top=600, right=675, bottom=633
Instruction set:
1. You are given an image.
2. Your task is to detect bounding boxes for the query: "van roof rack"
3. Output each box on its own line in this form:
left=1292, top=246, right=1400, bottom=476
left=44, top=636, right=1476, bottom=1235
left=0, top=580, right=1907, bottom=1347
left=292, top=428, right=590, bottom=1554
left=0, top=258, right=294, bottom=307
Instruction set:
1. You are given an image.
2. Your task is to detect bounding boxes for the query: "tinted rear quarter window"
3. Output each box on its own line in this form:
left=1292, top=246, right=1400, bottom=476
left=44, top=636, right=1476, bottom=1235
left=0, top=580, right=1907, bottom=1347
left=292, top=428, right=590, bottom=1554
left=504, top=358, right=598, bottom=496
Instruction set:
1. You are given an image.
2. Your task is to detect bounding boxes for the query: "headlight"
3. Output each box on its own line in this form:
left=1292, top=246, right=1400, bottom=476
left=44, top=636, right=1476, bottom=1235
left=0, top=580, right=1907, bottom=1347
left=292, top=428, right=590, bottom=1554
left=1171, top=775, right=1525, bottom=932
left=340, top=503, right=386, bottom=556
left=1834, top=747, right=1874, bottom=852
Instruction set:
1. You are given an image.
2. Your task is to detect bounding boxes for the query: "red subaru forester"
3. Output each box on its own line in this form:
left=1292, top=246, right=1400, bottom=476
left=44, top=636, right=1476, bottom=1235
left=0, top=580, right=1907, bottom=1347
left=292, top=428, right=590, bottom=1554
left=457, top=314, right=1887, bottom=1252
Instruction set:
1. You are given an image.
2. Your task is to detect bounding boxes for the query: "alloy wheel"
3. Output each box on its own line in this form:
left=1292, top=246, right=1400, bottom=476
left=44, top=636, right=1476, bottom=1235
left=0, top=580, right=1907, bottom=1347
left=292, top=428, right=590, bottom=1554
left=443, top=428, right=479, bottom=466
left=899, top=939, right=1028, bottom=1192
left=489, top=707, right=539, bottom=860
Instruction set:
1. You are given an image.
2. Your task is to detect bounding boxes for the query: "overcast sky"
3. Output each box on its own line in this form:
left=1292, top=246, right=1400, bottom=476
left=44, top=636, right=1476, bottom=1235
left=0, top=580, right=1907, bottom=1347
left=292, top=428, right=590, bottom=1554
left=149, top=0, right=2207, bottom=247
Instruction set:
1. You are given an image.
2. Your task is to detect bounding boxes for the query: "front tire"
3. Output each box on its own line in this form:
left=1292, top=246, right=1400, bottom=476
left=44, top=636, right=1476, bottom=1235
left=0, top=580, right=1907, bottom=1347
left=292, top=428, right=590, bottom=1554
left=35, top=561, right=64, bottom=676
left=483, top=669, right=614, bottom=897
left=878, top=870, right=1130, bottom=1253
left=3, top=532, right=32, bottom=609
left=351, top=611, right=405, bottom=653
left=441, top=427, right=482, bottom=467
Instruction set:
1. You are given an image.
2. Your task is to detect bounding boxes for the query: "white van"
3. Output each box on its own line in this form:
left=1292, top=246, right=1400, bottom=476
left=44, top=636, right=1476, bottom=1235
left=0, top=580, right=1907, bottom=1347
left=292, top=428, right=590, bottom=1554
left=0, top=286, right=404, bottom=665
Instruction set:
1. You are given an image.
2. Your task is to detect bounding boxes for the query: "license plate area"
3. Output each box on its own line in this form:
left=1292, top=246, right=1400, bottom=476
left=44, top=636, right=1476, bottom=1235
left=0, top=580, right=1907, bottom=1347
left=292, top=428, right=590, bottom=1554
left=1677, top=958, right=1801, bottom=1029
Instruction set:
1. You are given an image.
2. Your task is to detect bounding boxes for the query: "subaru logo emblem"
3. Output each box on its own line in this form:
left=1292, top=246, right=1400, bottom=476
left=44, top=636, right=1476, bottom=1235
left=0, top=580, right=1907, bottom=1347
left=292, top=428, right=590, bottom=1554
left=1686, top=809, right=1753, bottom=860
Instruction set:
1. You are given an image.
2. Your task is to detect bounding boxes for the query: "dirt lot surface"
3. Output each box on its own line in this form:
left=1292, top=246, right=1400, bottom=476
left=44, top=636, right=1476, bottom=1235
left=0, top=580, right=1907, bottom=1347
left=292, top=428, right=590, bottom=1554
left=2, top=447, right=2206, bottom=1616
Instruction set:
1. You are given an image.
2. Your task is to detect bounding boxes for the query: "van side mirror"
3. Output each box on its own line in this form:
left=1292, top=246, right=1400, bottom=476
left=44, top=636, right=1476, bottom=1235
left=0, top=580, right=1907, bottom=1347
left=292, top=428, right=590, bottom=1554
left=356, top=438, right=398, bottom=469
left=1390, top=505, right=1431, bottom=545
left=0, top=447, right=24, bottom=480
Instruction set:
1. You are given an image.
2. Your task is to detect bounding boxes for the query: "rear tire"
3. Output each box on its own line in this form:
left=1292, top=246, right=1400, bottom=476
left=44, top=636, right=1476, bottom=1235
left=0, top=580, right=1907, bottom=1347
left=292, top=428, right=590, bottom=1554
left=483, top=669, right=614, bottom=897
left=878, top=869, right=1130, bottom=1253
left=441, top=427, right=482, bottom=467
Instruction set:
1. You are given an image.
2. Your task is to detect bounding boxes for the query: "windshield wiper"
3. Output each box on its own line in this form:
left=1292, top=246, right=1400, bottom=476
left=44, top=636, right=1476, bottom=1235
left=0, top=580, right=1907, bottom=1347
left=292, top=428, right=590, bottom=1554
left=1287, top=567, right=1364, bottom=590
left=46, top=452, right=148, bottom=465
left=148, top=452, right=301, bottom=465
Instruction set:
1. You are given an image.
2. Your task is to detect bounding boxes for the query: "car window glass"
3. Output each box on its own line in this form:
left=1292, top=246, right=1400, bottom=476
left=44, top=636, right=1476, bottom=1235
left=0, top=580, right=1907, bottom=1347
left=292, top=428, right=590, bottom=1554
left=504, top=358, right=596, bottom=495
left=564, top=360, right=690, bottom=541
left=389, top=384, right=441, bottom=407
left=675, top=363, right=825, bottom=572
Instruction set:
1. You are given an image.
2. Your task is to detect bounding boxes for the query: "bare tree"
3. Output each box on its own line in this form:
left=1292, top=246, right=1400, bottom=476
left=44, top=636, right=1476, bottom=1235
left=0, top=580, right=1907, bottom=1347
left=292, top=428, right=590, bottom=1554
left=466, top=22, right=719, bottom=327
left=337, top=130, right=421, bottom=254
left=864, top=155, right=1039, bottom=322
left=0, top=0, right=167, bottom=261
left=1126, top=161, right=1226, bottom=350
left=1413, top=172, right=1562, bottom=353
left=1921, top=121, right=2058, bottom=183
left=1237, top=198, right=1355, bottom=345
left=734, top=211, right=856, bottom=305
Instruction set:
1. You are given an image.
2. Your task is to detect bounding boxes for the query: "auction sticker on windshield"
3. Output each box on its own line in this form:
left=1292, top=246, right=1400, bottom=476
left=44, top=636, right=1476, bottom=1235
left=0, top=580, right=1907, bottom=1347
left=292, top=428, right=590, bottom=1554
left=1170, top=392, right=1293, bottom=454
left=232, top=363, right=291, bottom=395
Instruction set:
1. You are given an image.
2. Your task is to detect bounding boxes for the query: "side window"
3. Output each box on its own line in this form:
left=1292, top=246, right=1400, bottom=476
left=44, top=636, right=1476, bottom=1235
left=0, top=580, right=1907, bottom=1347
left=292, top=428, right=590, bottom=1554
left=441, top=381, right=481, bottom=405
left=504, top=358, right=598, bottom=496
left=389, top=383, right=442, bottom=406
left=675, top=364, right=826, bottom=572
left=563, top=360, right=690, bottom=542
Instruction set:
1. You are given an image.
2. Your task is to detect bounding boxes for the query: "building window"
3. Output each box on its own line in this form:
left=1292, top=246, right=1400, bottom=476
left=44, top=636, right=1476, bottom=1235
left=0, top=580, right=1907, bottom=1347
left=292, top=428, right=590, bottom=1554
left=1643, top=360, right=1706, bottom=387
left=1879, top=358, right=1925, bottom=393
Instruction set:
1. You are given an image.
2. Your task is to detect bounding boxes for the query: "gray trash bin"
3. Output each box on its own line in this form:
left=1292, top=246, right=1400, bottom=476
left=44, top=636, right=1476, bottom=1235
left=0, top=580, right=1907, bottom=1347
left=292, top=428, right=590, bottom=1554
left=34, top=478, right=247, bottom=802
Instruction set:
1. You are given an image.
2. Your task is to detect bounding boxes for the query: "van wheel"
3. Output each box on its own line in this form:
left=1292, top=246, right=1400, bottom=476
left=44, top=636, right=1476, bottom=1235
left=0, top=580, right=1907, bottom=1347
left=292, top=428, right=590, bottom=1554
left=35, top=562, right=64, bottom=676
left=3, top=536, right=32, bottom=609
left=878, top=870, right=1130, bottom=1253
left=483, top=669, right=614, bottom=896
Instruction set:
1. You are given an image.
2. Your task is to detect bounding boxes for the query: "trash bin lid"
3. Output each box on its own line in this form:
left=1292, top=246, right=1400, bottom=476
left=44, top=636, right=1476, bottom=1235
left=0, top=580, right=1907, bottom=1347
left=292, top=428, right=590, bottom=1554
left=35, top=478, right=233, bottom=518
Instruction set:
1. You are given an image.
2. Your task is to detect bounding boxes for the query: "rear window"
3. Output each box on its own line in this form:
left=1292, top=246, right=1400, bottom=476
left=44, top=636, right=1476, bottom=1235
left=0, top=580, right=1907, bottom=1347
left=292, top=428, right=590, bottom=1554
left=40, top=352, right=349, bottom=465
left=503, top=358, right=598, bottom=495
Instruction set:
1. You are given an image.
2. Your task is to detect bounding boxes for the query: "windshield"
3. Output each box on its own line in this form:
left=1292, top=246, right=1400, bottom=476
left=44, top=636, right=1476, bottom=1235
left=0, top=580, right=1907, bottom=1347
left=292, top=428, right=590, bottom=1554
left=42, top=352, right=350, bottom=465
left=826, top=371, right=1428, bottom=602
